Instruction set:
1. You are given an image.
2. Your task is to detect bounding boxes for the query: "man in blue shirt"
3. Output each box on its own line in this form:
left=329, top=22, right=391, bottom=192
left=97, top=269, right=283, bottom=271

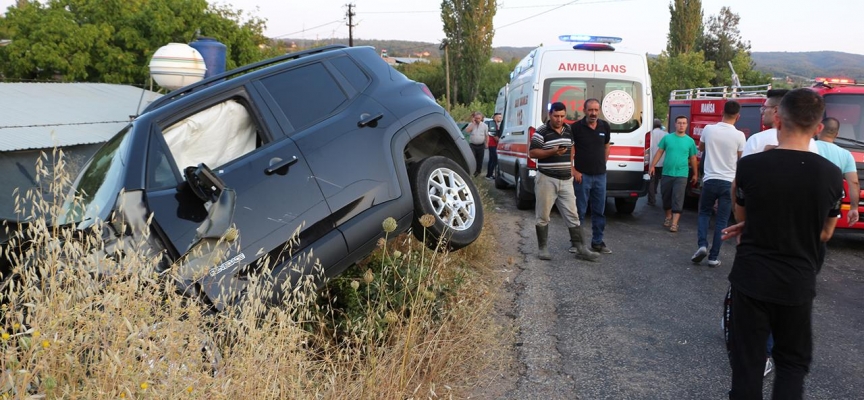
left=816, top=117, right=859, bottom=226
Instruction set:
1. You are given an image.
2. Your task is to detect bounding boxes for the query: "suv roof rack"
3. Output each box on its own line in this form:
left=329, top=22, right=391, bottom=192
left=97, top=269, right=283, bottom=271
left=669, top=83, right=772, bottom=100
left=143, top=44, right=348, bottom=113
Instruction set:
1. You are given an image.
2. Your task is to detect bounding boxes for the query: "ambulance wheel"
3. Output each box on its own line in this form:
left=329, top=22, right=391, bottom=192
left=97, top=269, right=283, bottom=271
left=494, top=165, right=508, bottom=190
left=615, top=198, right=637, bottom=214
left=514, top=171, right=534, bottom=210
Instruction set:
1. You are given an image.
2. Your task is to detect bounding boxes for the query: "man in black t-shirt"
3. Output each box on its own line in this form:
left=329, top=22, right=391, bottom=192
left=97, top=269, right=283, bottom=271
left=571, top=99, right=612, bottom=254
left=722, top=88, right=844, bottom=399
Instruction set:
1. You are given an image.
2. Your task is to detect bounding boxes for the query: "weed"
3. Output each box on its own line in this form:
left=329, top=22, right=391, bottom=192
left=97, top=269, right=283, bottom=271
left=0, top=149, right=506, bottom=399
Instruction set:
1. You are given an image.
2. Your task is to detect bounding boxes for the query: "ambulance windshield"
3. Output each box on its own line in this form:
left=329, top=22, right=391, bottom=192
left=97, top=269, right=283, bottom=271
left=543, top=78, right=643, bottom=133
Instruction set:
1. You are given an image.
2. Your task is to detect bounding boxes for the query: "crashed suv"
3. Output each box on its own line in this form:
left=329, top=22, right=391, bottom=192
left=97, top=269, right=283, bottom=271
left=36, top=45, right=483, bottom=311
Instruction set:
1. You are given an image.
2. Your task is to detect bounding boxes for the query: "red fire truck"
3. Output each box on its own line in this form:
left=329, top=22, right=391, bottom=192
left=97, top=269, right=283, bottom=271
left=667, top=78, right=864, bottom=230
left=811, top=77, right=864, bottom=230
left=667, top=83, right=770, bottom=200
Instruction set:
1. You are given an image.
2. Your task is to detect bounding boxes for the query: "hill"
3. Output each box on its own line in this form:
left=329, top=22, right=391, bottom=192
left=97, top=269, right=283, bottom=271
left=280, top=38, right=864, bottom=80
left=750, top=51, right=864, bottom=80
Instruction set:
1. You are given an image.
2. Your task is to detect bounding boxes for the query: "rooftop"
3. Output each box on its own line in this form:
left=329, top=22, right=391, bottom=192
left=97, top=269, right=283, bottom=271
left=0, top=82, right=162, bottom=152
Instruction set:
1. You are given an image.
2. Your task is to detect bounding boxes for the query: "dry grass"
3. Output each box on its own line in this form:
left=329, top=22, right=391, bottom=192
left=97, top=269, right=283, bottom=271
left=0, top=150, right=507, bottom=399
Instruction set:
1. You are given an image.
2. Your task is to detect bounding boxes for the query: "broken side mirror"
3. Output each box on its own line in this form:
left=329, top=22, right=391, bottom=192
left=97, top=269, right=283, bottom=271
left=184, top=163, right=226, bottom=204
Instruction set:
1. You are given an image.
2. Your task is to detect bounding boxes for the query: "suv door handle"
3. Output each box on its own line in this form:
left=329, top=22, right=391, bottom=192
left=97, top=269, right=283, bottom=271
left=358, top=113, right=384, bottom=128
left=265, top=156, right=298, bottom=175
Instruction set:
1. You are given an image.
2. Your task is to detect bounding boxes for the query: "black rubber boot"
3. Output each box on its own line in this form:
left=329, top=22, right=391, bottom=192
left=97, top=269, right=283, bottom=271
left=568, top=226, right=599, bottom=262
left=536, top=225, right=551, bottom=260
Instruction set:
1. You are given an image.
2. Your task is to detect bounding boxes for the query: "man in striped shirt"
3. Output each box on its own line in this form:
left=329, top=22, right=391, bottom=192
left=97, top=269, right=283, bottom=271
left=529, top=102, right=598, bottom=262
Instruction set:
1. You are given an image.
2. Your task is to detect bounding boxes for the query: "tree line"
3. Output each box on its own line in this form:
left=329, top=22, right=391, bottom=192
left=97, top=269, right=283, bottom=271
left=0, top=0, right=282, bottom=85
left=651, top=0, right=770, bottom=121
left=1, top=0, right=769, bottom=125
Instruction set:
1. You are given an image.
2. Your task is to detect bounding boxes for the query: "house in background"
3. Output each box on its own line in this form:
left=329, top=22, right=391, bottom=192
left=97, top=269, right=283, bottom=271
left=0, top=82, right=162, bottom=240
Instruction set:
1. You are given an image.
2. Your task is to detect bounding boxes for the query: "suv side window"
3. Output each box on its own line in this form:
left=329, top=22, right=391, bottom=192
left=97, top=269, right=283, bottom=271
left=150, top=98, right=264, bottom=187
left=329, top=56, right=371, bottom=91
left=260, top=62, right=348, bottom=132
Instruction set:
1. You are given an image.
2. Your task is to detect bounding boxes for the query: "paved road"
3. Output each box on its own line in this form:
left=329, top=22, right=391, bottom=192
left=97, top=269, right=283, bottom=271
left=485, top=183, right=864, bottom=399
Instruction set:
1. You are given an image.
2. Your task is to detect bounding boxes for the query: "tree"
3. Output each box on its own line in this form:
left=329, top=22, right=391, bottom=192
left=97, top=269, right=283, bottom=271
left=0, top=0, right=272, bottom=85
left=440, top=0, right=496, bottom=105
left=667, top=0, right=703, bottom=56
left=476, top=60, right=515, bottom=103
left=701, top=6, right=769, bottom=86
left=648, top=51, right=715, bottom=122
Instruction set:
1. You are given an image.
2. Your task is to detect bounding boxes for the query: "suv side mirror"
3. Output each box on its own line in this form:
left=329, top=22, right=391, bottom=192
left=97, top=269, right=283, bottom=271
left=184, top=163, right=226, bottom=203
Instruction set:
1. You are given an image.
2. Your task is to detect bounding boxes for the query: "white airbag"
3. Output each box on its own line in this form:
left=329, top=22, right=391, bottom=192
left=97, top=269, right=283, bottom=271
left=163, top=100, right=257, bottom=172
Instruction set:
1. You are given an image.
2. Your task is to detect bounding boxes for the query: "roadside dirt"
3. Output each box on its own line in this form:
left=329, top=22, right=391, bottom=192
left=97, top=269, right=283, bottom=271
left=464, top=187, right=523, bottom=399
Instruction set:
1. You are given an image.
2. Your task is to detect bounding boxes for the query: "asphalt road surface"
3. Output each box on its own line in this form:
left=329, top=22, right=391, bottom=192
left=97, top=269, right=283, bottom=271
left=482, top=181, right=864, bottom=399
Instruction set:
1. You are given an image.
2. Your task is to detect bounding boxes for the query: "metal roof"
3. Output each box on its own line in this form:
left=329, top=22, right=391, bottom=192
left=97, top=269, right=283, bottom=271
left=0, top=82, right=162, bottom=152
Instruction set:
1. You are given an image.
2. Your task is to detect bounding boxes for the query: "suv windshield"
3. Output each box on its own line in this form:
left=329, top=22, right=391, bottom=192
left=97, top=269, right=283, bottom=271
left=543, top=78, right=644, bottom=132
left=57, top=125, right=132, bottom=228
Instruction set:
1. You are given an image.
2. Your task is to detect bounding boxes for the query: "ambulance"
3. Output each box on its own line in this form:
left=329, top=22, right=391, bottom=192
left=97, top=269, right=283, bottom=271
left=494, top=35, right=652, bottom=213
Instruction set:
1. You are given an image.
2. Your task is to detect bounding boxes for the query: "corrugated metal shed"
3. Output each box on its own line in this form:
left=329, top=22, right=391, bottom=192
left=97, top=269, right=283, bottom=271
left=0, top=82, right=162, bottom=152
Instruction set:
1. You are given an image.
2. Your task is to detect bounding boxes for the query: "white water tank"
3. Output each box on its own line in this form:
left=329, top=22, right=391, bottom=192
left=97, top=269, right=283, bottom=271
left=149, top=43, right=207, bottom=90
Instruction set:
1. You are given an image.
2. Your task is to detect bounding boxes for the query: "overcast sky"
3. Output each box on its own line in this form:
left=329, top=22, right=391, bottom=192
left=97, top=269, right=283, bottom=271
left=220, top=0, right=862, bottom=55
left=3, top=0, right=861, bottom=55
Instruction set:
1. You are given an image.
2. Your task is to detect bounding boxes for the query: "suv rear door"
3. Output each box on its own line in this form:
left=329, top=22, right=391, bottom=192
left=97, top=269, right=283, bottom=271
left=254, top=56, right=398, bottom=254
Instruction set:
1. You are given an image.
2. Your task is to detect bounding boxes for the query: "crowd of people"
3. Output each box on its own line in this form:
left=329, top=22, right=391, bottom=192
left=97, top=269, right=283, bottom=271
left=473, top=87, right=856, bottom=398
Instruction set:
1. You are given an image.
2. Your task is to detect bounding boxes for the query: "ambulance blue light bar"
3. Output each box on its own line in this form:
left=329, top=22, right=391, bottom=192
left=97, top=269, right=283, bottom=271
left=559, top=35, right=622, bottom=44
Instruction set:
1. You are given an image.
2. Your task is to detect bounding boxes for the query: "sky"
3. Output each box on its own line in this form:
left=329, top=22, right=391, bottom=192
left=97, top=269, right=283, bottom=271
left=2, top=0, right=862, bottom=55
left=216, top=0, right=862, bottom=55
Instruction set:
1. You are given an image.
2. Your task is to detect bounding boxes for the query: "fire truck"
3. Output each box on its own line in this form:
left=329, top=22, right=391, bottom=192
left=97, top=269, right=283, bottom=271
left=811, top=77, right=864, bottom=230
left=667, top=83, right=770, bottom=200
left=667, top=77, right=864, bottom=230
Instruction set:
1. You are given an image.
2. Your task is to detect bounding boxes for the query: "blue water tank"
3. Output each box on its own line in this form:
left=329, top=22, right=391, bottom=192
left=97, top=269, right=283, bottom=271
left=189, top=37, right=227, bottom=78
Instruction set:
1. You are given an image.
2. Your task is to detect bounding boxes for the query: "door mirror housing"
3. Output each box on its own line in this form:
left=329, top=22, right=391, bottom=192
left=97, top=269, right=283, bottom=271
left=184, top=163, right=226, bottom=203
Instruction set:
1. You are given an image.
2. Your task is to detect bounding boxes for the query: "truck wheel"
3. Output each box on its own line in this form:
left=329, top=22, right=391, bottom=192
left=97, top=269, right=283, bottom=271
left=409, top=156, right=483, bottom=251
left=615, top=197, right=637, bottom=214
left=515, top=171, right=534, bottom=210
left=494, top=164, right=508, bottom=190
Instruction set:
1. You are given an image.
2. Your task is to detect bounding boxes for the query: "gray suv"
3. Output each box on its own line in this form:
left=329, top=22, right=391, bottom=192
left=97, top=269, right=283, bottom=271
left=7, top=45, right=483, bottom=311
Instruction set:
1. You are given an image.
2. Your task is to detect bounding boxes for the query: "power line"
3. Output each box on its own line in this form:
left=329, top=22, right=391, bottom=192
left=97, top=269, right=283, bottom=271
left=359, top=1, right=601, bottom=14
left=272, top=20, right=344, bottom=39
left=496, top=0, right=580, bottom=30
left=496, top=0, right=631, bottom=30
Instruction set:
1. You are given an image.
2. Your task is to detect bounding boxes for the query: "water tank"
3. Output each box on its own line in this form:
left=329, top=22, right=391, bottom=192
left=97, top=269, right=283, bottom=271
left=189, top=37, right=227, bottom=79
left=148, top=43, right=207, bottom=90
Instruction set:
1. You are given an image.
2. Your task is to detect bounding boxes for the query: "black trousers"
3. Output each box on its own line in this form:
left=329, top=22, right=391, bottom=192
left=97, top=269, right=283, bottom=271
left=486, top=146, right=498, bottom=177
left=728, top=287, right=812, bottom=400
left=469, top=143, right=485, bottom=176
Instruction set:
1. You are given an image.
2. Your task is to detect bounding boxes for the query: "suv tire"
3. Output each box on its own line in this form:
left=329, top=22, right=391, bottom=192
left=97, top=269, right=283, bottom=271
left=410, top=156, right=483, bottom=251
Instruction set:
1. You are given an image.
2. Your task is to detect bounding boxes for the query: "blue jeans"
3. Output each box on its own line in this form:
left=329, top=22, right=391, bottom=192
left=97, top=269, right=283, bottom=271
left=697, top=179, right=732, bottom=260
left=574, top=173, right=606, bottom=245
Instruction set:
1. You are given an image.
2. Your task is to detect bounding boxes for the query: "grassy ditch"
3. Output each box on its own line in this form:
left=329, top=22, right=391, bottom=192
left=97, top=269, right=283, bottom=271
left=0, top=150, right=506, bottom=399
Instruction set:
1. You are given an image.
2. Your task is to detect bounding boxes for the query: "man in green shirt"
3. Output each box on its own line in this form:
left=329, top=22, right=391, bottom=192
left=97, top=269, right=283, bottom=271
left=649, top=116, right=698, bottom=232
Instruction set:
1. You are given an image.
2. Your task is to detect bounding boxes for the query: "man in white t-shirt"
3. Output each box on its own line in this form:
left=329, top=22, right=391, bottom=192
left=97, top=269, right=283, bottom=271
left=647, top=118, right=667, bottom=206
left=742, top=89, right=818, bottom=157
left=691, top=101, right=746, bottom=266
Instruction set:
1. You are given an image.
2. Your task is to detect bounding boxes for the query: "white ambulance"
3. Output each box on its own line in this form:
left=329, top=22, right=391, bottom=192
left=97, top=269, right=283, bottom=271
left=494, top=35, right=652, bottom=213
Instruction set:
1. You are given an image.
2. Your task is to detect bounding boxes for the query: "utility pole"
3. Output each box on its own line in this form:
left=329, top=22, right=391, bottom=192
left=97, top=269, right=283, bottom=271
left=346, top=3, right=356, bottom=47
left=440, top=39, right=451, bottom=111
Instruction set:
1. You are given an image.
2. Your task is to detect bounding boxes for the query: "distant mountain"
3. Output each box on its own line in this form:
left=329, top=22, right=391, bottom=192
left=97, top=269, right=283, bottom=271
left=281, top=38, right=864, bottom=80
left=750, top=51, right=864, bottom=80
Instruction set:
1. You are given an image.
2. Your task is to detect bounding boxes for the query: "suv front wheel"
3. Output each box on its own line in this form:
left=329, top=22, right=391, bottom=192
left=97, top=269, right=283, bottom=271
left=410, top=156, right=483, bottom=250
